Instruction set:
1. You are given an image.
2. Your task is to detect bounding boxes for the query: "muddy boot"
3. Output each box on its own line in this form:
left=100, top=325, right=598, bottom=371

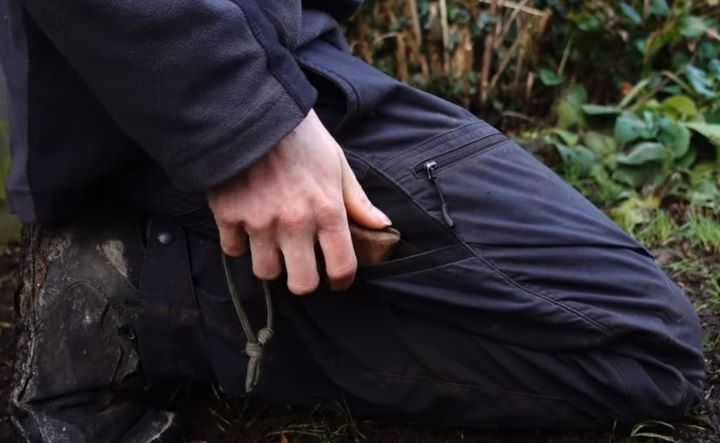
left=9, top=220, right=184, bottom=442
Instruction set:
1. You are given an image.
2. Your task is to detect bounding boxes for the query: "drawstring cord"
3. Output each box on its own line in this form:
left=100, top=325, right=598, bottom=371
left=221, top=253, right=274, bottom=393
left=218, top=224, right=400, bottom=393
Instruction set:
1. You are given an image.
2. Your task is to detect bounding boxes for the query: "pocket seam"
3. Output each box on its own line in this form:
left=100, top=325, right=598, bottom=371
left=350, top=154, right=473, bottom=278
left=421, top=140, right=511, bottom=180
left=377, top=121, right=491, bottom=171
left=360, top=156, right=615, bottom=338
left=465, top=247, right=616, bottom=338
left=358, top=245, right=473, bottom=280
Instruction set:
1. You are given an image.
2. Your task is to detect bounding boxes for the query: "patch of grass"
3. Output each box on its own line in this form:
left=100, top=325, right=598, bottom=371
left=668, top=256, right=706, bottom=277
left=703, top=333, right=720, bottom=353
left=267, top=402, right=370, bottom=443
left=636, top=210, right=679, bottom=247
left=706, top=276, right=720, bottom=311
left=682, top=213, right=720, bottom=253
left=629, top=420, right=676, bottom=442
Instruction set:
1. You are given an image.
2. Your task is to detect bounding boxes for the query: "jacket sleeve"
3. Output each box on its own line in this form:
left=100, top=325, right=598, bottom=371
left=19, top=0, right=317, bottom=191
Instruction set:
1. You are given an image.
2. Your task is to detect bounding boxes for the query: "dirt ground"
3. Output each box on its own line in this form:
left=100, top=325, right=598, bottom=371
left=0, top=245, right=717, bottom=443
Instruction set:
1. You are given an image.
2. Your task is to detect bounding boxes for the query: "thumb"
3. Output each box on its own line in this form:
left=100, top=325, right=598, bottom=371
left=341, top=158, right=392, bottom=230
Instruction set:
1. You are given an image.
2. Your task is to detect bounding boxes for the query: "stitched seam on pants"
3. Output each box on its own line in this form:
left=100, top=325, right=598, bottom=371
left=359, top=159, right=615, bottom=339
left=378, top=121, right=490, bottom=171
left=465, top=249, right=615, bottom=337
left=464, top=243, right=617, bottom=337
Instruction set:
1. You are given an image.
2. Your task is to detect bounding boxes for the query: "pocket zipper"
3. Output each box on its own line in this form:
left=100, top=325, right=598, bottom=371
left=413, top=133, right=508, bottom=228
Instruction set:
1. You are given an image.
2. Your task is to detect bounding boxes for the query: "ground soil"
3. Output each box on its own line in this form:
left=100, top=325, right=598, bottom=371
left=0, top=247, right=717, bottom=443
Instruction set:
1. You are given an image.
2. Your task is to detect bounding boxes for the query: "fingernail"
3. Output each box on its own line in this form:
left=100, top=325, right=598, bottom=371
left=373, top=207, right=392, bottom=226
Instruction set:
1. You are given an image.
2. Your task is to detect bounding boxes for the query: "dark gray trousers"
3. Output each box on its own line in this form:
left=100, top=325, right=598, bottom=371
left=11, top=40, right=704, bottom=441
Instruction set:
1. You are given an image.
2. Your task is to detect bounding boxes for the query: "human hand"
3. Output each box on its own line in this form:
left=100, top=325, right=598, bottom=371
left=208, top=110, right=392, bottom=295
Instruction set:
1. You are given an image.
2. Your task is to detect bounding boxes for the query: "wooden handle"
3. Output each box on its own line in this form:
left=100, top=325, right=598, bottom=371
left=349, top=223, right=401, bottom=266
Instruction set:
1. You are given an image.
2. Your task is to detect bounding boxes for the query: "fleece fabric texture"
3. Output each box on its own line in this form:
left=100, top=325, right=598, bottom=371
left=0, top=0, right=361, bottom=223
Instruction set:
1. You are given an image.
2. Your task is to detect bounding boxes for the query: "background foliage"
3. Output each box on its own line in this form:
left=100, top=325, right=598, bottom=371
left=348, top=0, right=720, bottom=239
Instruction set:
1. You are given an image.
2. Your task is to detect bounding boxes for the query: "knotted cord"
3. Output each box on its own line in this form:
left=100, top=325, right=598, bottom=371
left=221, top=253, right=274, bottom=393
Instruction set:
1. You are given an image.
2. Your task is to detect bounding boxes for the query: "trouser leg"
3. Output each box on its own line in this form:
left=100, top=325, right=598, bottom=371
left=238, top=40, right=705, bottom=428
left=10, top=221, right=183, bottom=442
left=111, top=40, right=705, bottom=431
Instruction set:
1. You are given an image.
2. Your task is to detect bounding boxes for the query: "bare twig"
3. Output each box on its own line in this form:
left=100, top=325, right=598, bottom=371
left=371, top=31, right=400, bottom=49
left=489, top=31, right=524, bottom=94
left=480, top=0, right=499, bottom=103
left=557, top=33, right=574, bottom=76
left=439, top=0, right=450, bottom=73
left=495, top=0, right=533, bottom=50
left=525, top=71, right=535, bottom=108
left=477, top=0, right=544, bottom=17
left=407, top=0, right=423, bottom=47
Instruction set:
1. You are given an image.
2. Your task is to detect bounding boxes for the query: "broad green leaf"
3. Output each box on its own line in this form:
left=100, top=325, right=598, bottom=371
left=658, top=118, right=691, bottom=158
left=613, top=164, right=665, bottom=188
left=616, top=142, right=669, bottom=165
left=706, top=113, right=720, bottom=124
left=710, top=59, right=720, bottom=82
left=582, top=104, right=621, bottom=115
left=684, top=122, right=720, bottom=147
left=619, top=2, right=642, bottom=26
left=554, top=85, right=588, bottom=129
left=680, top=16, right=709, bottom=39
left=583, top=131, right=618, bottom=158
left=649, top=0, right=670, bottom=17
left=677, top=147, right=697, bottom=169
left=690, top=179, right=718, bottom=206
left=589, top=166, right=630, bottom=203
left=554, top=143, right=596, bottom=177
left=609, top=195, right=661, bottom=232
left=539, top=68, right=565, bottom=86
left=552, top=128, right=579, bottom=146
left=660, top=95, right=700, bottom=120
left=685, top=65, right=718, bottom=99
left=577, top=14, right=602, bottom=32
left=693, top=161, right=720, bottom=176
left=614, top=114, right=657, bottom=144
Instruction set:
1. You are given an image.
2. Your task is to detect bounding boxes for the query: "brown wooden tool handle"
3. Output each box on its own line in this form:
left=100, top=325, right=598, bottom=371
left=349, top=223, right=401, bottom=266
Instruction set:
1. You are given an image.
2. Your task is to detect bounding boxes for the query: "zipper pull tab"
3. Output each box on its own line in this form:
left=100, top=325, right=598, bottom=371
left=424, top=162, right=455, bottom=228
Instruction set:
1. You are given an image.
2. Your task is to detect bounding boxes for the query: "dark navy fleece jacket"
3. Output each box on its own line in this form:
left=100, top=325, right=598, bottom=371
left=0, top=0, right=361, bottom=223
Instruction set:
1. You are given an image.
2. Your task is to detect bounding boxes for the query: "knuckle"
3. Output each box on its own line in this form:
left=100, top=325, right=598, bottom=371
left=244, top=217, right=273, bottom=234
left=315, top=202, right=344, bottom=226
left=279, top=210, right=311, bottom=233
left=213, top=209, right=236, bottom=227
left=327, top=256, right=357, bottom=281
